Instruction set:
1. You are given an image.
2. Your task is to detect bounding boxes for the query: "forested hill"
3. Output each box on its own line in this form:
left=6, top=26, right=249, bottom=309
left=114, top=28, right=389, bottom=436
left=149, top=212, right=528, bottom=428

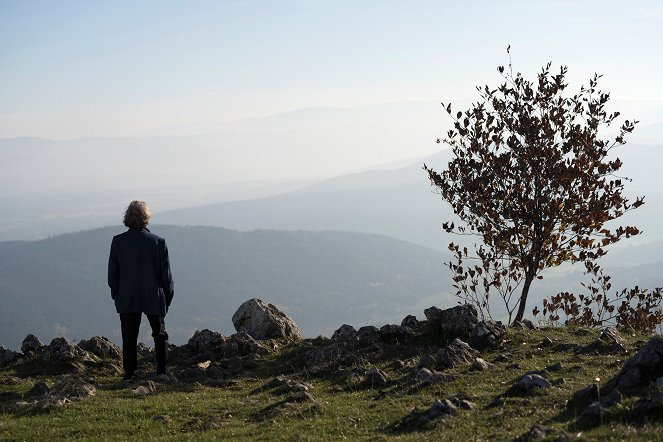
left=0, top=225, right=452, bottom=349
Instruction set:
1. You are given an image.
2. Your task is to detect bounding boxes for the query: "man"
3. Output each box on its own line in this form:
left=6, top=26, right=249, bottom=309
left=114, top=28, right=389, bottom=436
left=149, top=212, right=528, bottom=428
left=108, top=201, right=174, bottom=380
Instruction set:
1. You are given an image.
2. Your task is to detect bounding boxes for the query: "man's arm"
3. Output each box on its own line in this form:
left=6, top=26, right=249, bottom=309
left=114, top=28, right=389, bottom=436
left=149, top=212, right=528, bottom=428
left=107, top=238, right=119, bottom=300
left=160, top=239, right=174, bottom=309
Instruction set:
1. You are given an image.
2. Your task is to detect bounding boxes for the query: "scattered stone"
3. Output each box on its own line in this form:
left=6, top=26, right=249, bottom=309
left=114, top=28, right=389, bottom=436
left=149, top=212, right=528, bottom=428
left=599, top=327, right=625, bottom=346
left=49, top=374, right=96, bottom=399
left=224, top=331, right=269, bottom=358
left=151, top=414, right=172, bottom=423
left=232, top=298, right=303, bottom=340
left=252, top=375, right=312, bottom=395
left=580, top=327, right=628, bottom=355
left=540, top=337, right=553, bottom=347
left=132, top=380, right=157, bottom=395
left=187, top=329, right=228, bottom=355
left=136, top=342, right=151, bottom=358
left=469, top=320, right=505, bottom=351
left=0, top=346, right=21, bottom=367
left=332, top=324, right=357, bottom=341
left=156, top=372, right=178, bottom=384
left=415, top=368, right=453, bottom=385
left=357, top=326, right=380, bottom=346
left=21, top=334, right=45, bottom=355
left=283, top=391, right=315, bottom=403
left=31, top=396, right=71, bottom=413
left=471, top=357, right=493, bottom=371
left=552, top=378, right=566, bottom=386
left=27, top=381, right=52, bottom=398
left=401, top=314, right=419, bottom=329
left=603, top=336, right=663, bottom=396
left=428, top=339, right=479, bottom=370
left=508, top=373, right=552, bottom=395
left=379, top=324, right=413, bottom=344
left=1, top=376, right=22, bottom=385
left=407, top=399, right=457, bottom=428
left=424, top=305, right=479, bottom=340
left=78, top=336, right=121, bottom=359
left=450, top=396, right=476, bottom=410
left=511, top=319, right=537, bottom=329
left=580, top=401, right=611, bottom=420
left=43, top=337, right=93, bottom=370
left=493, top=354, right=510, bottom=363
left=392, top=359, right=406, bottom=369
left=365, top=367, right=389, bottom=387
left=523, top=424, right=556, bottom=441
left=506, top=363, right=522, bottom=370
left=181, top=415, right=225, bottom=432
left=601, top=389, right=623, bottom=407
left=568, top=383, right=599, bottom=412
left=546, top=362, right=563, bottom=372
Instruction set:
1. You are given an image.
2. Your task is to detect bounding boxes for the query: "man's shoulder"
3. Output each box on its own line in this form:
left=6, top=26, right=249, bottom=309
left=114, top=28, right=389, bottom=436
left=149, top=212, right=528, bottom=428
left=112, top=228, right=167, bottom=244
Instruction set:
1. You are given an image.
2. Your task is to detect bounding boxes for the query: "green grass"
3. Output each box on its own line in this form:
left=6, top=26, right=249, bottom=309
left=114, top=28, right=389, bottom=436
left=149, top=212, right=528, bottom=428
left=1, top=326, right=661, bottom=441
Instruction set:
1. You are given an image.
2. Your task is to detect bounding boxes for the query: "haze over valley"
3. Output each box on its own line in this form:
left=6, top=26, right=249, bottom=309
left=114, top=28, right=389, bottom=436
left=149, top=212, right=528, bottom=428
left=2, top=1, right=663, bottom=350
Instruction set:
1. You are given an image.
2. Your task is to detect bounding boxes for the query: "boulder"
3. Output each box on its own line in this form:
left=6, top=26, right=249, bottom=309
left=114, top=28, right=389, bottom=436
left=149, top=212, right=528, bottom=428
left=414, top=399, right=457, bottom=427
left=401, top=314, right=419, bottom=329
left=415, top=368, right=453, bottom=385
left=187, top=329, right=228, bottom=355
left=365, top=367, right=389, bottom=387
left=232, top=298, right=303, bottom=340
left=379, top=324, right=413, bottom=344
left=27, top=380, right=52, bottom=398
left=224, top=331, right=269, bottom=358
left=42, top=337, right=93, bottom=372
left=508, top=373, right=552, bottom=395
left=49, top=374, right=96, bottom=399
left=432, top=339, right=479, bottom=370
left=78, top=336, right=121, bottom=359
left=471, top=357, right=494, bottom=371
left=21, top=334, right=45, bottom=355
left=469, top=320, right=505, bottom=350
left=511, top=319, right=538, bottom=329
left=424, top=305, right=479, bottom=340
left=332, top=324, right=357, bottom=341
left=356, top=326, right=380, bottom=346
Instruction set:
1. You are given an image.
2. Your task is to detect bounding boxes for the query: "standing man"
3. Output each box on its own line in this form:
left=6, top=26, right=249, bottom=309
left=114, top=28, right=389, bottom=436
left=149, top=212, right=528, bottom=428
left=108, top=201, right=174, bottom=380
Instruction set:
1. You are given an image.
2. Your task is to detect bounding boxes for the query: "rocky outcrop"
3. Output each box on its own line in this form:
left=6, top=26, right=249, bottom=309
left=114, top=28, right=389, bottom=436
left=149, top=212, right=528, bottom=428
left=603, top=335, right=663, bottom=396
left=0, top=346, right=22, bottom=368
left=469, top=320, right=505, bottom=351
left=21, top=334, right=45, bottom=355
left=232, top=298, right=303, bottom=340
left=78, top=336, right=121, bottom=359
left=424, top=304, right=479, bottom=341
left=41, top=337, right=93, bottom=372
left=418, top=338, right=478, bottom=371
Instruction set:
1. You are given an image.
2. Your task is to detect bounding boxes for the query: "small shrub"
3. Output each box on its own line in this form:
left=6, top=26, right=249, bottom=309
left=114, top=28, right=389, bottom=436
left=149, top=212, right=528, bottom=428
left=533, top=261, right=663, bottom=333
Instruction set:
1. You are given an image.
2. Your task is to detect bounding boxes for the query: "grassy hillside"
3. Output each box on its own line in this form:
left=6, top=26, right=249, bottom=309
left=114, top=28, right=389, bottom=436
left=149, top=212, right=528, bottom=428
left=1, top=324, right=661, bottom=440
left=0, top=226, right=451, bottom=349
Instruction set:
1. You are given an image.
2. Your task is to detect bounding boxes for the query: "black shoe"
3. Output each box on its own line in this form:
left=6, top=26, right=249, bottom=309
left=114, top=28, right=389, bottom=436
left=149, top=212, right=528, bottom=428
left=122, top=373, right=134, bottom=381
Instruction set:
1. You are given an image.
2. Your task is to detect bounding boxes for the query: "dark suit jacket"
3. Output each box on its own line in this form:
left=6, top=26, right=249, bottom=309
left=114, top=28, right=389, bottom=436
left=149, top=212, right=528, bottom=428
left=107, top=228, right=174, bottom=316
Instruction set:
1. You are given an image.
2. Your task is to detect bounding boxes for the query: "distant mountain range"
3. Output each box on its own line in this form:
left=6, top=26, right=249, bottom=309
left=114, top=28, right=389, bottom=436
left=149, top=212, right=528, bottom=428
left=158, top=143, right=663, bottom=264
left=0, top=225, right=453, bottom=349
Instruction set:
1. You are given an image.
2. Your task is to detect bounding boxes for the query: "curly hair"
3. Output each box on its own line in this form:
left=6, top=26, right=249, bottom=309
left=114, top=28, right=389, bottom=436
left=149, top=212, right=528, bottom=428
left=123, top=200, right=151, bottom=229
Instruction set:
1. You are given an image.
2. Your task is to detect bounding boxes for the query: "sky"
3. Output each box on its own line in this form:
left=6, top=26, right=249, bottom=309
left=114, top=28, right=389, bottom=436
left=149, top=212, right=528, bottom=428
left=1, top=0, right=663, bottom=139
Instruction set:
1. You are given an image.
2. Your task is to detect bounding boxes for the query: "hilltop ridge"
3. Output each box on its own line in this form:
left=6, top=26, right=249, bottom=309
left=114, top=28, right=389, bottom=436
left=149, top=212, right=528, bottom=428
left=1, top=301, right=662, bottom=440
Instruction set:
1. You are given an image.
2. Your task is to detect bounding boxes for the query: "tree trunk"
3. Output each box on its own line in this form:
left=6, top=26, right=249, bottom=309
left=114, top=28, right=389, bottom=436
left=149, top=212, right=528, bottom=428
left=513, top=272, right=535, bottom=323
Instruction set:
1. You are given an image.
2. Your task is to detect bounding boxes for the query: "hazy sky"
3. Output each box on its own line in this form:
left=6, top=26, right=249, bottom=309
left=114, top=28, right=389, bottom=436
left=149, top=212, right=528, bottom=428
left=1, top=0, right=662, bottom=139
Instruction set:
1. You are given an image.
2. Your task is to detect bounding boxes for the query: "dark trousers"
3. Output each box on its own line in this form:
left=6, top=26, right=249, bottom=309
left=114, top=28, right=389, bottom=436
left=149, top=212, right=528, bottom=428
left=119, top=312, right=168, bottom=376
